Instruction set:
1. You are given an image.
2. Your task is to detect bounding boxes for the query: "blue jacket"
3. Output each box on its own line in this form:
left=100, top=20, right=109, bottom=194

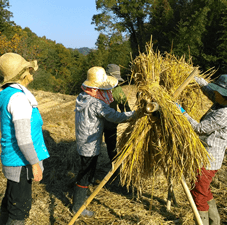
left=0, top=87, right=49, bottom=166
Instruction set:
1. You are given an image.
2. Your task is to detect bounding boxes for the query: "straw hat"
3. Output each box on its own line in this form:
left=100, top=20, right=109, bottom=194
left=83, top=66, right=118, bottom=90
left=208, top=74, right=227, bottom=96
left=106, top=64, right=124, bottom=82
left=0, top=52, right=38, bottom=85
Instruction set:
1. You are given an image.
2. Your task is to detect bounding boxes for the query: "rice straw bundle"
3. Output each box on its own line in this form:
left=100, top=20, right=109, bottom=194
left=117, top=41, right=216, bottom=189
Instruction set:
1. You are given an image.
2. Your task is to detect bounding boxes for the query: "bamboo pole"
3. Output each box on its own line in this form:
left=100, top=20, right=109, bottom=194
left=166, top=67, right=199, bottom=211
left=68, top=153, right=130, bottom=225
left=181, top=177, right=203, bottom=225
left=166, top=177, right=177, bottom=211
left=164, top=67, right=203, bottom=224
left=172, top=67, right=199, bottom=99
left=146, top=67, right=199, bottom=113
left=68, top=67, right=200, bottom=225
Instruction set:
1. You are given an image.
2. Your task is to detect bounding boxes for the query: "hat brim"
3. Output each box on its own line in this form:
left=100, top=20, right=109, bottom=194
left=208, top=83, right=227, bottom=96
left=28, top=60, right=38, bottom=72
left=1, top=60, right=38, bottom=86
left=83, top=75, right=118, bottom=90
left=114, top=74, right=124, bottom=82
left=108, top=70, right=124, bottom=82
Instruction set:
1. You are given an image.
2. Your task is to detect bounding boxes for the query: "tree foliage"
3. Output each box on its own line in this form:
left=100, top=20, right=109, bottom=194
left=92, top=0, right=153, bottom=55
left=76, top=47, right=91, bottom=55
left=93, top=0, right=227, bottom=77
left=0, top=0, right=227, bottom=95
left=217, top=1, right=227, bottom=73
left=0, top=0, right=14, bottom=33
left=172, top=0, right=227, bottom=76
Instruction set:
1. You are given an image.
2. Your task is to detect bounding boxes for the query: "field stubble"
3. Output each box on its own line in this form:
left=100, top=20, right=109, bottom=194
left=0, top=86, right=226, bottom=224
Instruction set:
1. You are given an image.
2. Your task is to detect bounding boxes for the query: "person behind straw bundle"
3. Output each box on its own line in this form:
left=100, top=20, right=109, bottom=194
left=73, top=66, right=137, bottom=217
left=104, top=64, right=131, bottom=164
left=0, top=53, right=50, bottom=225
left=176, top=75, right=227, bottom=225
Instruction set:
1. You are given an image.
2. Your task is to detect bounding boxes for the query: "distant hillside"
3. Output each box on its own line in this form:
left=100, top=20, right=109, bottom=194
left=77, top=47, right=92, bottom=55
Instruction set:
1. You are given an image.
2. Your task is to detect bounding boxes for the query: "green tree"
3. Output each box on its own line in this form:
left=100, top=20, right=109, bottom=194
left=28, top=68, right=58, bottom=92
left=173, top=0, right=227, bottom=74
left=202, top=0, right=227, bottom=75
left=107, top=33, right=131, bottom=66
left=0, top=0, right=14, bottom=33
left=94, top=33, right=109, bottom=66
left=85, top=32, right=132, bottom=80
left=173, top=5, right=210, bottom=61
left=92, top=0, right=153, bottom=56
left=149, top=0, right=190, bottom=52
left=217, top=1, right=227, bottom=75
left=92, top=0, right=195, bottom=56
left=67, top=49, right=87, bottom=95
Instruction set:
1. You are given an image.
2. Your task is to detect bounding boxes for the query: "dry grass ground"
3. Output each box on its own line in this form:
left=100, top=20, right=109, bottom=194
left=0, top=85, right=226, bottom=225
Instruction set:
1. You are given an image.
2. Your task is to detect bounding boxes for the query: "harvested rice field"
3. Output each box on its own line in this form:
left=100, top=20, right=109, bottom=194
left=0, top=84, right=226, bottom=225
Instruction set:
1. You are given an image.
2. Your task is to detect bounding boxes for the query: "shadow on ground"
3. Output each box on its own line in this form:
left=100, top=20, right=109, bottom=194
left=40, top=129, right=185, bottom=224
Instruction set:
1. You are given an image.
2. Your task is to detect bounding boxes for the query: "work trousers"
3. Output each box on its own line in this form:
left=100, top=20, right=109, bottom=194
left=103, top=127, right=117, bottom=161
left=1, top=166, right=32, bottom=220
left=76, top=155, right=98, bottom=187
left=190, top=167, right=218, bottom=211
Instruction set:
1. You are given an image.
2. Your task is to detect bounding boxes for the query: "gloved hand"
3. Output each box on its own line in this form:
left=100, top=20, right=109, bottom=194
left=175, top=103, right=186, bottom=114
left=194, top=76, right=207, bottom=86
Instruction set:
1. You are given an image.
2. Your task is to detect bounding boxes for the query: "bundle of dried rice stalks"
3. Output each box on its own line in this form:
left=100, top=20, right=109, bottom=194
left=118, top=41, right=216, bottom=190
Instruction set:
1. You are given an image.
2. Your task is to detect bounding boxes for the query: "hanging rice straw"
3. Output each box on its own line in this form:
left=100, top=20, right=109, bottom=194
left=117, top=40, right=216, bottom=189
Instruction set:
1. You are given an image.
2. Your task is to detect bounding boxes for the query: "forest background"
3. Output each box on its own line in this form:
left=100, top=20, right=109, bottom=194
left=0, top=0, right=227, bottom=95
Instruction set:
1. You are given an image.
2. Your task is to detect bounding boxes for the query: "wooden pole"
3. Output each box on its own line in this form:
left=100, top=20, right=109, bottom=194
left=68, top=152, right=130, bottom=225
left=145, top=67, right=199, bottom=114
left=68, top=67, right=200, bottom=225
left=166, top=67, right=199, bottom=210
left=166, top=177, right=177, bottom=211
left=172, top=67, right=199, bottom=99
left=180, top=177, right=203, bottom=225
left=165, top=67, right=203, bottom=224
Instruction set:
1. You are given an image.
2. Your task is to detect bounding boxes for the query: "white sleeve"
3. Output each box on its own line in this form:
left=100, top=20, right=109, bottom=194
left=7, top=92, right=32, bottom=120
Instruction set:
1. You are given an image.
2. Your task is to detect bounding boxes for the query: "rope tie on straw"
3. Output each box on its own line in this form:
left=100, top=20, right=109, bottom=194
left=76, top=184, right=88, bottom=188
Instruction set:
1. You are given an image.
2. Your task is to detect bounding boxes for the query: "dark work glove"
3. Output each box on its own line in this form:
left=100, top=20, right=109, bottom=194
left=134, top=106, right=147, bottom=119
left=152, top=110, right=161, bottom=118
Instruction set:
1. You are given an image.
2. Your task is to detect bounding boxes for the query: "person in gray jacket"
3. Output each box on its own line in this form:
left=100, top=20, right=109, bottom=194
left=177, top=75, right=227, bottom=225
left=73, top=66, right=136, bottom=217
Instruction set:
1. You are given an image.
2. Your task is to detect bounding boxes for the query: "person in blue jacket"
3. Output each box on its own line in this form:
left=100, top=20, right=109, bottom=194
left=0, top=53, right=50, bottom=225
left=73, top=66, right=136, bottom=217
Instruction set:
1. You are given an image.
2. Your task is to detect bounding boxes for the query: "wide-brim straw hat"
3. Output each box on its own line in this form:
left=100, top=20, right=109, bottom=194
left=83, top=66, right=118, bottom=90
left=106, top=64, right=124, bottom=82
left=208, top=74, right=227, bottom=96
left=0, top=52, right=38, bottom=85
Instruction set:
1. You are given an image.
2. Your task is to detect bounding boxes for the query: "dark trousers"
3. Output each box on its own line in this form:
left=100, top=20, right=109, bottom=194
left=76, top=155, right=98, bottom=187
left=103, top=127, right=121, bottom=180
left=1, top=166, right=32, bottom=220
left=103, top=127, right=117, bottom=161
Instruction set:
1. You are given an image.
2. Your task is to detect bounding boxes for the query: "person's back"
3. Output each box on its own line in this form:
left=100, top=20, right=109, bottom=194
left=76, top=91, right=133, bottom=157
left=110, top=85, right=131, bottom=112
left=73, top=66, right=135, bottom=217
left=103, top=64, right=131, bottom=162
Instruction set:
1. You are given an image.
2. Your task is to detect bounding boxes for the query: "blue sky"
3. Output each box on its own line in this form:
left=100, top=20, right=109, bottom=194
left=9, top=0, right=100, bottom=49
